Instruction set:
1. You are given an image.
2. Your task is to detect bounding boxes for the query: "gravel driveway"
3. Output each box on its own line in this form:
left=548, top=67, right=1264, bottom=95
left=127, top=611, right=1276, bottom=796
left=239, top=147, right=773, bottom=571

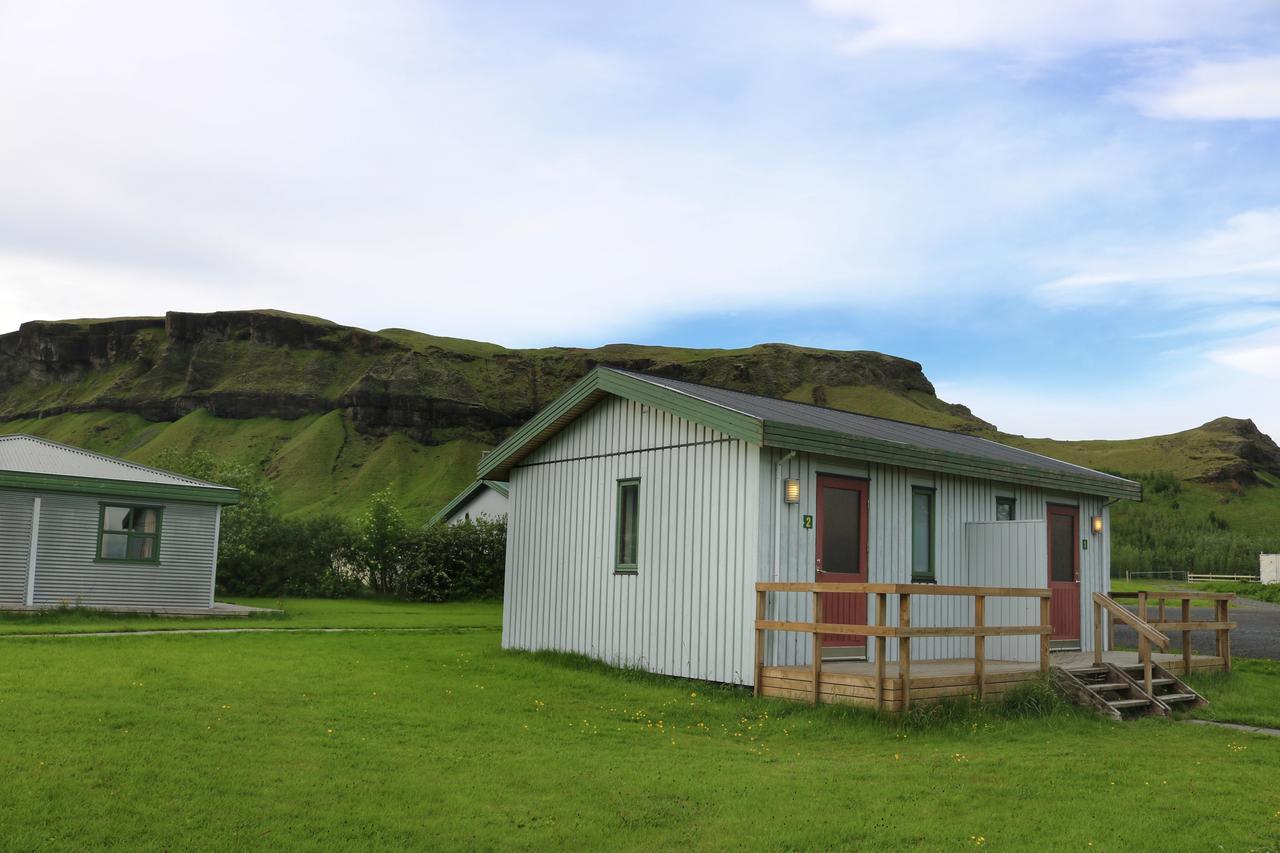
left=1112, top=595, right=1280, bottom=660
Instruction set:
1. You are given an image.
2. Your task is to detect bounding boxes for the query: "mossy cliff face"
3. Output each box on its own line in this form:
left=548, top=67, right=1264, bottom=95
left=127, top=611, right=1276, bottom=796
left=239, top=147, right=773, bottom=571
left=0, top=310, right=991, bottom=445
left=2, top=309, right=1276, bottom=522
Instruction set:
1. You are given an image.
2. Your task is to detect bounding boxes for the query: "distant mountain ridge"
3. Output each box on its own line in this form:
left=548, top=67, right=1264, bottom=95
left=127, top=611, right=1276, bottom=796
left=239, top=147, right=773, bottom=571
left=0, top=309, right=1276, bottom=522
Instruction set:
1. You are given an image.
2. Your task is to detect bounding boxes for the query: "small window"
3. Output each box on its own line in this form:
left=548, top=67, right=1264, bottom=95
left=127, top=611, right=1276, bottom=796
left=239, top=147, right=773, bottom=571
left=911, top=487, right=935, bottom=582
left=996, top=496, right=1016, bottom=521
left=615, top=479, right=640, bottom=572
left=98, top=505, right=161, bottom=563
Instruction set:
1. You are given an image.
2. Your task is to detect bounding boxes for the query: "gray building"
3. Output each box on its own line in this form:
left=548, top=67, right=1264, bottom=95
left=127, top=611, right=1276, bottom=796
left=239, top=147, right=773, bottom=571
left=480, top=368, right=1141, bottom=687
left=0, top=435, right=239, bottom=610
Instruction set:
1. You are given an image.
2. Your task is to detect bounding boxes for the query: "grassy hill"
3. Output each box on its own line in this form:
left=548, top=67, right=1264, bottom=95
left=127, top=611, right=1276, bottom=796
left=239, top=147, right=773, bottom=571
left=2, top=309, right=1278, bottom=569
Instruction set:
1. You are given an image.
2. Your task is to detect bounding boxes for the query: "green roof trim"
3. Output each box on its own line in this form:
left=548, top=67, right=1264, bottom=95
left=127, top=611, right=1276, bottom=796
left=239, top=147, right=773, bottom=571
left=0, top=470, right=240, bottom=505
left=427, top=479, right=510, bottom=526
left=475, top=367, right=1141, bottom=501
left=476, top=368, right=763, bottom=481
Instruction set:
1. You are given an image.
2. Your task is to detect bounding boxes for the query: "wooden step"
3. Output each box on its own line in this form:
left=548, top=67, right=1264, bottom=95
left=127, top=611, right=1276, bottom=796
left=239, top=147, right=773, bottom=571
left=1160, top=693, right=1198, bottom=704
left=1089, top=682, right=1127, bottom=692
left=1108, top=698, right=1153, bottom=709
left=1067, top=667, right=1108, bottom=677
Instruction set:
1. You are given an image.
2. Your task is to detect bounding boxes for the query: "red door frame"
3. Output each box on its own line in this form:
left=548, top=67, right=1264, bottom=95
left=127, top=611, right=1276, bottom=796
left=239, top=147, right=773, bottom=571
left=815, top=474, right=870, bottom=648
left=1046, top=503, right=1081, bottom=642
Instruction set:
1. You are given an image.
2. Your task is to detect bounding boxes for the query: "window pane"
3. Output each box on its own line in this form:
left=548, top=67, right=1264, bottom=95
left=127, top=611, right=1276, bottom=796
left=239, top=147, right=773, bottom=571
left=819, top=487, right=861, bottom=573
left=127, top=536, right=155, bottom=560
left=996, top=498, right=1015, bottom=521
left=100, top=533, right=128, bottom=559
left=103, top=506, right=130, bottom=532
left=133, top=509, right=158, bottom=533
left=1051, top=514, right=1075, bottom=582
left=617, top=482, right=639, bottom=567
left=912, top=490, right=933, bottom=577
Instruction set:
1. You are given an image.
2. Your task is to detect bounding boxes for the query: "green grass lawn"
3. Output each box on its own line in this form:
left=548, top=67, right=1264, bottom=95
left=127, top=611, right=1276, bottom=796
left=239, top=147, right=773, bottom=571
left=1, top=601, right=1278, bottom=850
left=1187, top=659, right=1280, bottom=730
left=0, top=597, right=501, bottom=635
left=1108, top=579, right=1235, bottom=609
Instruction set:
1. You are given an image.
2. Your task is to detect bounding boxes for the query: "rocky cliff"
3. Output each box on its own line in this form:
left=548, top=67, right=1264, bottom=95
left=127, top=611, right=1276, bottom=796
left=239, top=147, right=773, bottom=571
left=0, top=309, right=991, bottom=445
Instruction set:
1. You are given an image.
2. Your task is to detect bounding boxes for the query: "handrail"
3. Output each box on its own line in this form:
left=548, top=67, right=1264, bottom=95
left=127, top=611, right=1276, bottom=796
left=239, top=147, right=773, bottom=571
left=1093, top=593, right=1169, bottom=647
left=753, top=582, right=1051, bottom=712
left=1110, top=590, right=1236, bottom=601
left=757, top=581, right=1051, bottom=598
left=1100, top=588, right=1235, bottom=677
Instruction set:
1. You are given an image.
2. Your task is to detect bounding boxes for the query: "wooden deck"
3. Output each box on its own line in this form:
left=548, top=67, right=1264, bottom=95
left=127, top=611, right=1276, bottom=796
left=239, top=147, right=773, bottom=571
left=758, top=651, right=1228, bottom=711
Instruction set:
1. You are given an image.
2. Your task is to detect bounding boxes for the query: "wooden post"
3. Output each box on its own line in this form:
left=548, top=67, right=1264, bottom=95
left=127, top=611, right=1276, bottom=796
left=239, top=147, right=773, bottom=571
left=1138, top=591, right=1152, bottom=694
left=974, top=594, right=985, bottom=701
left=1140, top=634, right=1153, bottom=696
left=899, top=593, right=911, bottom=711
left=1158, top=597, right=1166, bottom=624
left=1093, top=599, right=1103, bottom=666
left=811, top=591, right=822, bottom=706
left=754, top=589, right=766, bottom=698
left=875, top=592, right=886, bottom=712
left=1108, top=606, right=1115, bottom=652
left=1181, top=597, right=1192, bottom=677
left=1039, top=596, right=1051, bottom=674
left=1217, top=598, right=1232, bottom=672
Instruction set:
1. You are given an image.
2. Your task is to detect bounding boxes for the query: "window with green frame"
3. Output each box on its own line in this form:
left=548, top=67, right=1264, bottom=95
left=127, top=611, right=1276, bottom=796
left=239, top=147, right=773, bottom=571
left=98, top=505, right=162, bottom=562
left=910, top=487, right=935, bottom=582
left=615, top=479, right=640, bottom=572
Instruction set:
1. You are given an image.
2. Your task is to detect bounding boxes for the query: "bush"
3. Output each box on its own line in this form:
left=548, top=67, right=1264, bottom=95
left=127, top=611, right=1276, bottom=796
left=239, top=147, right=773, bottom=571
left=400, top=518, right=507, bottom=602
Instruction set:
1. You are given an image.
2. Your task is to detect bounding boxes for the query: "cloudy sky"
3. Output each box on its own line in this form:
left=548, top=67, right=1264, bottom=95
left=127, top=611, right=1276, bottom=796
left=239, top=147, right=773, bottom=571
left=2, top=1, right=1279, bottom=440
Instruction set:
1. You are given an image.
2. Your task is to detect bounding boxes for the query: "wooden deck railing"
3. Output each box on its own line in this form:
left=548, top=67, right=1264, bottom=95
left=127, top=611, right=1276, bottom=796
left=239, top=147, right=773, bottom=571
left=1100, top=590, right=1237, bottom=682
left=753, top=583, right=1052, bottom=710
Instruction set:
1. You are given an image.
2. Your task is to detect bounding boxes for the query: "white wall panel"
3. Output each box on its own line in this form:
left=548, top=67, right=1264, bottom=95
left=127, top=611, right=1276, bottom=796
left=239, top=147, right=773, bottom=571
left=502, top=395, right=759, bottom=685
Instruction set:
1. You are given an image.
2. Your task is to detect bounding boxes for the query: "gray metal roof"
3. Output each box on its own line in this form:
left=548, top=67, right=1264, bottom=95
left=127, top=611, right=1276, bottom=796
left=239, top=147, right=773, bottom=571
left=0, top=434, right=233, bottom=490
left=611, top=369, right=1133, bottom=487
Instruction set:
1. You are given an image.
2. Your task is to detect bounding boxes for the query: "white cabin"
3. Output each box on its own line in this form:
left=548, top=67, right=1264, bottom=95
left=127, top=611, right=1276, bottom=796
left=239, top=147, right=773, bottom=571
left=428, top=480, right=509, bottom=526
left=480, top=368, right=1140, bottom=688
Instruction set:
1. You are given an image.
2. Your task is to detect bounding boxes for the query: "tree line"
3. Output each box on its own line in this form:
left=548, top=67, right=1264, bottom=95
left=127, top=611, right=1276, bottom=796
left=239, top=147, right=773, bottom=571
left=156, top=450, right=505, bottom=599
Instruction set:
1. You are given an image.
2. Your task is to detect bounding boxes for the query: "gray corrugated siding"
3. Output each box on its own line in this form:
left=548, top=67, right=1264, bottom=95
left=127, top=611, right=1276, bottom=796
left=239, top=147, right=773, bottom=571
left=0, top=491, right=34, bottom=604
left=761, top=449, right=1111, bottom=667
left=31, top=493, right=218, bottom=608
left=502, top=395, right=760, bottom=685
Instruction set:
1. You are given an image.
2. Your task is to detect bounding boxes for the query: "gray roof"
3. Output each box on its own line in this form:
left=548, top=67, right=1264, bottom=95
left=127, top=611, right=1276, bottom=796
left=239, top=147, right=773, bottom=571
left=0, top=434, right=233, bottom=491
left=611, top=369, right=1134, bottom=488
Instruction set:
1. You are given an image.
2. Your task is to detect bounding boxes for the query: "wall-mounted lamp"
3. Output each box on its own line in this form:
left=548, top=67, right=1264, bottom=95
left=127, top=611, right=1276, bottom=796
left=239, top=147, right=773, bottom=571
left=1091, top=515, right=1104, bottom=535
left=783, top=478, right=801, bottom=504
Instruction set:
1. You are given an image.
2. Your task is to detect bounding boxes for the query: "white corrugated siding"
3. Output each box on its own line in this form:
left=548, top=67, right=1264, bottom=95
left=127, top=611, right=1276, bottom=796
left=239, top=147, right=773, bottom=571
left=446, top=488, right=508, bottom=524
left=0, top=491, right=34, bottom=603
left=502, top=395, right=760, bottom=685
left=761, top=450, right=1111, bottom=666
left=31, top=494, right=219, bottom=608
left=964, top=521, right=1046, bottom=661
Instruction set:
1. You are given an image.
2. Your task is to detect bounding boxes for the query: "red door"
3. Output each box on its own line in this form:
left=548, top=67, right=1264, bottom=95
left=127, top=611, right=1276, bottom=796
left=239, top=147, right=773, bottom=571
left=816, top=474, right=869, bottom=653
left=1047, top=504, right=1081, bottom=642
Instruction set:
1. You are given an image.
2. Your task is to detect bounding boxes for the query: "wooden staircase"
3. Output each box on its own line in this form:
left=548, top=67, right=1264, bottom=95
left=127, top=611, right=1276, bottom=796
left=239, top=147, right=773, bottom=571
left=1053, top=661, right=1207, bottom=720
left=1053, top=591, right=1215, bottom=720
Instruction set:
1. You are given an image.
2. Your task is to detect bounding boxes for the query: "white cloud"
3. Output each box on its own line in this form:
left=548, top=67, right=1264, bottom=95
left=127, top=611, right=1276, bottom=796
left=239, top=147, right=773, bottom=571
left=1126, top=55, right=1280, bottom=119
left=1039, top=209, right=1280, bottom=306
left=812, top=0, right=1269, bottom=55
left=0, top=0, right=1164, bottom=345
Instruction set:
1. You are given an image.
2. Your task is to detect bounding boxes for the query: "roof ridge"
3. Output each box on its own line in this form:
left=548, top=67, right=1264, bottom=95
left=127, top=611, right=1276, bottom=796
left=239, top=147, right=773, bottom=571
left=0, top=434, right=234, bottom=490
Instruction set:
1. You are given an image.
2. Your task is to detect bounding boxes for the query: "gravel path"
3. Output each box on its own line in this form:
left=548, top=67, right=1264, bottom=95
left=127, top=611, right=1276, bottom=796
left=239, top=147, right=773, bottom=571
left=1113, top=596, right=1280, bottom=660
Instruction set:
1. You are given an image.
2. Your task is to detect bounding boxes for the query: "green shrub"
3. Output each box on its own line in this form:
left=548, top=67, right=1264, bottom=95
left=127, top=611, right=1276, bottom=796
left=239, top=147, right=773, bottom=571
left=399, top=518, right=507, bottom=602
